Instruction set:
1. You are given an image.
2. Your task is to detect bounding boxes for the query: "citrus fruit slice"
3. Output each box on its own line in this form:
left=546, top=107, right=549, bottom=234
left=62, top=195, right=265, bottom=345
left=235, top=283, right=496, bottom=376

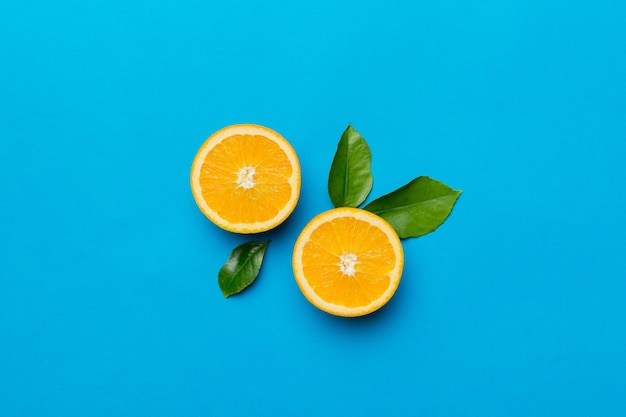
left=292, top=207, right=404, bottom=317
left=190, top=124, right=301, bottom=234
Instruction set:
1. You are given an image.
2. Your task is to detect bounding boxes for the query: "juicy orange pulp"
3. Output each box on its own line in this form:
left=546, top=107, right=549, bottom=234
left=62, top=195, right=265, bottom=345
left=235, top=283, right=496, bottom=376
left=293, top=207, right=404, bottom=317
left=191, top=124, right=300, bottom=234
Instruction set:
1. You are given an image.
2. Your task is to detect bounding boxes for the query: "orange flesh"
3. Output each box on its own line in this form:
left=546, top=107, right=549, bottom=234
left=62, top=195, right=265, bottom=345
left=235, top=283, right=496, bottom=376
left=301, top=216, right=396, bottom=308
left=199, top=134, right=293, bottom=223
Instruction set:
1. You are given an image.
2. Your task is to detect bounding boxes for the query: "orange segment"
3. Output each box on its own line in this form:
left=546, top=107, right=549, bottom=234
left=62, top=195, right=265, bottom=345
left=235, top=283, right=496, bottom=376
left=292, top=207, right=404, bottom=317
left=190, top=124, right=301, bottom=233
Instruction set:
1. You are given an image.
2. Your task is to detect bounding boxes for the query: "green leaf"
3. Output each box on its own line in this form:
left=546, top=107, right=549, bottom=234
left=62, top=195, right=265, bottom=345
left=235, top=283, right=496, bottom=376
left=363, top=176, right=461, bottom=238
left=218, top=240, right=270, bottom=298
left=328, top=124, right=373, bottom=208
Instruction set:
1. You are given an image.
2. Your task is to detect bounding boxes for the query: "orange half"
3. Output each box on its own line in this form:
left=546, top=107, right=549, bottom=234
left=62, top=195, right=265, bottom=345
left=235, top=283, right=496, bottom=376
left=190, top=124, right=301, bottom=233
left=292, top=207, right=404, bottom=317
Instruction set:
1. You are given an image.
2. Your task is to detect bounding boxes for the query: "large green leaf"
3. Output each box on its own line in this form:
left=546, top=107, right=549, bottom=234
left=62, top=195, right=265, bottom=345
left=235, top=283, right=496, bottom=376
left=363, top=176, right=461, bottom=238
left=328, top=124, right=373, bottom=208
left=218, top=240, right=270, bottom=297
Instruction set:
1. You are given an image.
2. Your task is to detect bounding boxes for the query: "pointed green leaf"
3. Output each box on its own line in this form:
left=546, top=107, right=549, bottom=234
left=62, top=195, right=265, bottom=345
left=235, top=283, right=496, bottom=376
left=328, top=124, right=373, bottom=208
left=363, top=176, right=461, bottom=238
left=218, top=240, right=270, bottom=297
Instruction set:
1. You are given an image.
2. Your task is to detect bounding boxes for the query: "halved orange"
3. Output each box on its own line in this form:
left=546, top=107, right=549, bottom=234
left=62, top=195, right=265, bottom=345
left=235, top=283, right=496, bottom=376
left=190, top=124, right=301, bottom=234
left=292, top=207, right=404, bottom=317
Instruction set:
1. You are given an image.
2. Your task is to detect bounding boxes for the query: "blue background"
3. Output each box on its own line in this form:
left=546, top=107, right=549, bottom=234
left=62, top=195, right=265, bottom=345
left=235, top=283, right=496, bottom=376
left=1, top=0, right=625, bottom=415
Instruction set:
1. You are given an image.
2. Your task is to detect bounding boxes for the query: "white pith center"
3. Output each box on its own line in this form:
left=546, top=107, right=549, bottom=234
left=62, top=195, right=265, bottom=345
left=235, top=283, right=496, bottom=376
left=339, top=253, right=358, bottom=276
left=236, top=166, right=256, bottom=189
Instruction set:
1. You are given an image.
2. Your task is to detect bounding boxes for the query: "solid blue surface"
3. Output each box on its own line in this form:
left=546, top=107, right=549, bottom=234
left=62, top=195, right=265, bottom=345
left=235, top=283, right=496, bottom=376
left=1, top=1, right=626, bottom=416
